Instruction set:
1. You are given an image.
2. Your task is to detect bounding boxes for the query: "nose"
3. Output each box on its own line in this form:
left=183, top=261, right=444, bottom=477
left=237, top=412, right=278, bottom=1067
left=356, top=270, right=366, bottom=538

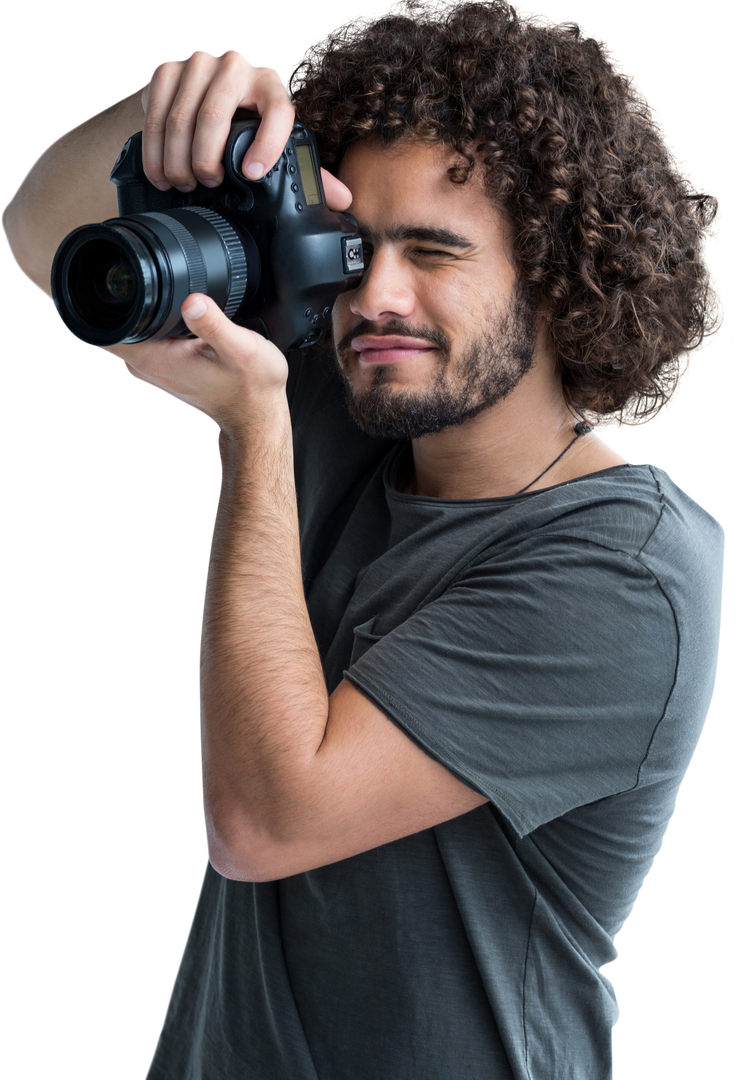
left=349, top=247, right=416, bottom=322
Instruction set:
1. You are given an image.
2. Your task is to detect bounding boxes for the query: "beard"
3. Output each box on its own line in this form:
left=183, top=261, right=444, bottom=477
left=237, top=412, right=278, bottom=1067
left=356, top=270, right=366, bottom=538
left=333, top=287, right=540, bottom=440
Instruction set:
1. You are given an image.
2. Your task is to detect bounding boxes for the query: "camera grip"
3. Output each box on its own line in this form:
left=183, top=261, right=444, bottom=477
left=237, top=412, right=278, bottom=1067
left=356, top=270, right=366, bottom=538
left=110, top=133, right=178, bottom=216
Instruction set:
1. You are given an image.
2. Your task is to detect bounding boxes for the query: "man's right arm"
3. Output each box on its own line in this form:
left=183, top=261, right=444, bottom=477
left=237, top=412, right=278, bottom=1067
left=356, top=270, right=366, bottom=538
left=3, top=90, right=146, bottom=296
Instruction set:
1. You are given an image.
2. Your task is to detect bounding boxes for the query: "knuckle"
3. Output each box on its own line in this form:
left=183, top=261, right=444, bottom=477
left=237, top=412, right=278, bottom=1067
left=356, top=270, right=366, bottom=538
left=258, top=63, right=285, bottom=79
left=263, top=100, right=295, bottom=129
left=187, top=50, right=215, bottom=68
left=144, top=115, right=166, bottom=136
left=254, top=112, right=295, bottom=162
left=192, top=157, right=221, bottom=181
left=166, top=108, right=193, bottom=135
left=165, top=168, right=195, bottom=187
left=187, top=46, right=216, bottom=62
left=267, top=93, right=293, bottom=113
left=150, top=63, right=164, bottom=81
left=275, top=102, right=295, bottom=120
left=199, top=101, right=227, bottom=127
left=152, top=60, right=181, bottom=83
left=220, top=49, right=246, bottom=68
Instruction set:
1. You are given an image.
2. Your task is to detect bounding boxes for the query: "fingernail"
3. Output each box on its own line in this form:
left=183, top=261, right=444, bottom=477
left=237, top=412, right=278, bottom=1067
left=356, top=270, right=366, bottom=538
left=176, top=184, right=195, bottom=193
left=154, top=181, right=171, bottom=191
left=183, top=299, right=207, bottom=320
left=202, top=179, right=219, bottom=188
left=245, top=160, right=264, bottom=180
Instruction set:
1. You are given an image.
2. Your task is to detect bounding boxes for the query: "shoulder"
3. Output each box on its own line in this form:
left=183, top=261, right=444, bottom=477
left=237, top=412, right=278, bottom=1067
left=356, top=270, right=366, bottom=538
left=523, top=461, right=725, bottom=604
left=533, top=434, right=630, bottom=494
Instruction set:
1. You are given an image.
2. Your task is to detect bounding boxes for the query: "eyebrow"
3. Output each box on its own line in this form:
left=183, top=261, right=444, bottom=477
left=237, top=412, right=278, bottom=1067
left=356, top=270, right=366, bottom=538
left=358, top=223, right=476, bottom=250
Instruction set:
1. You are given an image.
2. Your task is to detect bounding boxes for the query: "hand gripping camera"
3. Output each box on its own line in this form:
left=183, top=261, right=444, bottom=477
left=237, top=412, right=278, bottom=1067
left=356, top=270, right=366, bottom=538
left=51, top=119, right=365, bottom=351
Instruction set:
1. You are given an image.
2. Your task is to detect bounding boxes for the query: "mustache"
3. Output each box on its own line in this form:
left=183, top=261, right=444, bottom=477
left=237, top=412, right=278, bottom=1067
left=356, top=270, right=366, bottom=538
left=337, top=319, right=447, bottom=354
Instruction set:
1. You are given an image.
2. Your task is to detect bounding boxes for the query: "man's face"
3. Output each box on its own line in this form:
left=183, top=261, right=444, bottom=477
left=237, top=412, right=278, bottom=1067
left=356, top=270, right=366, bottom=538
left=332, top=138, right=541, bottom=440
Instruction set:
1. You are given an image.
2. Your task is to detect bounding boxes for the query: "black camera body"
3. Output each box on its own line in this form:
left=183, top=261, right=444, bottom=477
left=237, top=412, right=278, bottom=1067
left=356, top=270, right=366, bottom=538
left=51, top=119, right=364, bottom=351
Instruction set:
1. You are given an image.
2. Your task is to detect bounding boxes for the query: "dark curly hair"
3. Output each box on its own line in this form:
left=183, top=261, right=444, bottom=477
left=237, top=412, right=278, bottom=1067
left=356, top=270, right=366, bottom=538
left=290, top=0, right=719, bottom=422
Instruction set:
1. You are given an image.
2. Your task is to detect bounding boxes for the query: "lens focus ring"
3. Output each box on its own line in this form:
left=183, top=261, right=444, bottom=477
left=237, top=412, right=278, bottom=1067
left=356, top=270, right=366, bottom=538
left=143, top=211, right=208, bottom=297
left=180, top=207, right=248, bottom=319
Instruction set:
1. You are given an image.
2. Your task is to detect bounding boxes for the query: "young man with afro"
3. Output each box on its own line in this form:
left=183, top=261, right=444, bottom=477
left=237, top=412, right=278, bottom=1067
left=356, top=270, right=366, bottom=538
left=3, top=3, right=723, bottom=1077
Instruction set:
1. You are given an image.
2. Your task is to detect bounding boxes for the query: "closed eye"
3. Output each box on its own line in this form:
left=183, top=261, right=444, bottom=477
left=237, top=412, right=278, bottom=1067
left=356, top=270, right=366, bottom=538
left=362, top=247, right=453, bottom=260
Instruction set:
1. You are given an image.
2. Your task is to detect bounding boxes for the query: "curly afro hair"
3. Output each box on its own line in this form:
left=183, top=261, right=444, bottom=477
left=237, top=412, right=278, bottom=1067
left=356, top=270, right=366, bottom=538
left=290, top=0, right=719, bottom=422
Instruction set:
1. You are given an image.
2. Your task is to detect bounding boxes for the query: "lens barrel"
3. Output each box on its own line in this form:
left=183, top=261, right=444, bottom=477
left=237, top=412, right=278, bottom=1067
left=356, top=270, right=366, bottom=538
left=51, top=207, right=259, bottom=346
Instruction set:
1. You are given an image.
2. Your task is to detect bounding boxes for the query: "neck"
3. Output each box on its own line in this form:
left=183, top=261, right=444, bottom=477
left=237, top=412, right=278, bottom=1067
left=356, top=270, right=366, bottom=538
left=401, top=397, right=587, bottom=496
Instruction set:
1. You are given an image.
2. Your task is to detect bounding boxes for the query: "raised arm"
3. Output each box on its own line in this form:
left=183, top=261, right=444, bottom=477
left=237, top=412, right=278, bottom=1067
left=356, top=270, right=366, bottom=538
left=3, top=90, right=144, bottom=294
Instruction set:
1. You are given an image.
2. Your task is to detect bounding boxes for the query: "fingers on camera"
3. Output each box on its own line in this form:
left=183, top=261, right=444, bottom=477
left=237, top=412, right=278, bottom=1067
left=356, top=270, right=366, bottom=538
left=243, top=89, right=295, bottom=181
left=142, top=60, right=184, bottom=189
left=142, top=54, right=294, bottom=192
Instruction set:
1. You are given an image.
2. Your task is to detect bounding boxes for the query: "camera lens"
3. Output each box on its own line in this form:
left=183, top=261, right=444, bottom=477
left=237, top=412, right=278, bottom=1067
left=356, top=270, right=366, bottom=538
left=66, top=238, right=142, bottom=334
left=52, top=208, right=259, bottom=347
left=103, top=261, right=135, bottom=301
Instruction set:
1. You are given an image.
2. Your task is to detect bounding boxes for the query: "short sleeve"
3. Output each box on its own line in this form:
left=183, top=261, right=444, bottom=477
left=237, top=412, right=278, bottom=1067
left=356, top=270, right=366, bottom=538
left=344, top=535, right=678, bottom=837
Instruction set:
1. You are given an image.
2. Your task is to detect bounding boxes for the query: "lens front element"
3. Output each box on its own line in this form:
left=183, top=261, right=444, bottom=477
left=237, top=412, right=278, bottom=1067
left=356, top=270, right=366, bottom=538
left=68, top=238, right=141, bottom=333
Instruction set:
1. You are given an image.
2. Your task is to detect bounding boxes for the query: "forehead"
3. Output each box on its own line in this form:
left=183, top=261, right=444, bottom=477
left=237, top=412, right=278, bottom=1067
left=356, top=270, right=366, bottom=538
left=337, top=138, right=509, bottom=246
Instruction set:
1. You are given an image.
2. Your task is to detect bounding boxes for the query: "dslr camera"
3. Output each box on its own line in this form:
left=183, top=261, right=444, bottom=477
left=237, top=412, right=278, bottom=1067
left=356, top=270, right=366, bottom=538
left=51, top=118, right=364, bottom=351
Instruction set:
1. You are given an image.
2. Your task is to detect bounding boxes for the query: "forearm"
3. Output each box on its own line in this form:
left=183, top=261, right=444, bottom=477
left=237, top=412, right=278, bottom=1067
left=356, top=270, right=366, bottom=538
left=3, top=90, right=145, bottom=293
left=200, top=400, right=329, bottom=877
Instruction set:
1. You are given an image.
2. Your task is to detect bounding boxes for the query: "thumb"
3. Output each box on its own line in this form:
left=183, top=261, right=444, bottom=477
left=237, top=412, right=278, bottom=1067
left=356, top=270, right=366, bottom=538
left=182, top=293, right=222, bottom=330
left=181, top=294, right=250, bottom=354
left=180, top=292, right=288, bottom=393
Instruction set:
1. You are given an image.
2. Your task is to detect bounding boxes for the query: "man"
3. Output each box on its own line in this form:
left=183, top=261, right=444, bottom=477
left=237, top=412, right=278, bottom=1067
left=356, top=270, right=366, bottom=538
left=3, top=2, right=723, bottom=1077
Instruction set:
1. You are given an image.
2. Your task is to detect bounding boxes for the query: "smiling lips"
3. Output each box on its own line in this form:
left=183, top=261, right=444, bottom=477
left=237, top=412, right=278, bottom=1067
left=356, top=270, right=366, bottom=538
left=350, top=334, right=438, bottom=364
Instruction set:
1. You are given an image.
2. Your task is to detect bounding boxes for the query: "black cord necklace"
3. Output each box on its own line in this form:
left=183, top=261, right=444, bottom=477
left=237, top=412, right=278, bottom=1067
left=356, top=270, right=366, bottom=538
left=514, top=421, right=596, bottom=496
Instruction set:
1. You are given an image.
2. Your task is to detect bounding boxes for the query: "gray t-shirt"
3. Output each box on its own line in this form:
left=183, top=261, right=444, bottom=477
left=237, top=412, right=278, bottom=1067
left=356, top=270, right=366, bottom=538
left=147, top=349, right=723, bottom=1080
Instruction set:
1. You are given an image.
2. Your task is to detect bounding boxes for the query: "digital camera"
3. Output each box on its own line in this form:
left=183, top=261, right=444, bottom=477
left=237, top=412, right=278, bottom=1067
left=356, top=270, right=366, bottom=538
left=51, top=118, right=364, bottom=351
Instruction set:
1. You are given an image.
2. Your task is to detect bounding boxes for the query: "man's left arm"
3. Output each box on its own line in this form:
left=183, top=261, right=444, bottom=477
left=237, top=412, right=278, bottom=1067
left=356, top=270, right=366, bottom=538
left=200, top=397, right=330, bottom=881
left=123, top=294, right=487, bottom=882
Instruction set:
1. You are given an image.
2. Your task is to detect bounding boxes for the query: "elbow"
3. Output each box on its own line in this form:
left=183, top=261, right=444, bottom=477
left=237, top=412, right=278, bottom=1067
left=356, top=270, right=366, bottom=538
left=205, top=805, right=284, bottom=884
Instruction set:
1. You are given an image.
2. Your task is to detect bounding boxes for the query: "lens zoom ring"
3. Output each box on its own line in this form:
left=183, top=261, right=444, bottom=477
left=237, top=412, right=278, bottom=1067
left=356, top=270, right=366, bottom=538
left=180, top=207, right=248, bottom=318
left=143, top=211, right=207, bottom=296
